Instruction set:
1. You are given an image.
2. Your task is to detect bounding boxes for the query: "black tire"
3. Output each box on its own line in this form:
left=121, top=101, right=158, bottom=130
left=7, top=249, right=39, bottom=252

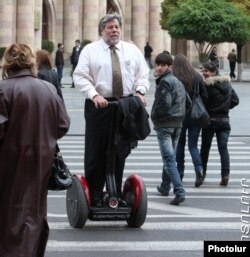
left=66, top=176, right=89, bottom=228
left=125, top=180, right=147, bottom=228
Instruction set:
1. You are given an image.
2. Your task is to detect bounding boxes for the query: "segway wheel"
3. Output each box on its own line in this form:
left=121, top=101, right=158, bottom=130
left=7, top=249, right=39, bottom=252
left=66, top=175, right=89, bottom=228
left=124, top=177, right=147, bottom=228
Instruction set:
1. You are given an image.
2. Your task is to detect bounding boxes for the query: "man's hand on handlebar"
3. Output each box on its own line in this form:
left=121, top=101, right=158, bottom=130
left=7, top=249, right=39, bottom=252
left=135, top=93, right=147, bottom=107
left=92, top=95, right=108, bottom=108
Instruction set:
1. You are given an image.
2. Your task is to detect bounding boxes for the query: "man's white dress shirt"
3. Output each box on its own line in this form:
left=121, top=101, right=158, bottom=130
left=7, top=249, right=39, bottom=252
left=73, top=38, right=150, bottom=100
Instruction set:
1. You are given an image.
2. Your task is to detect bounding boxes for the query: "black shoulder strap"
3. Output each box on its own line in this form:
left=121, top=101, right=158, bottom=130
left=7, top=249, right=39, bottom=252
left=193, top=76, right=200, bottom=97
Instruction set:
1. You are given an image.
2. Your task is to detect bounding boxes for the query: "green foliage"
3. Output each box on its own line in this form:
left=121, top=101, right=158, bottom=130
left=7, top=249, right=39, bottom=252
left=161, top=0, right=250, bottom=62
left=0, top=47, right=7, bottom=59
left=42, top=39, right=54, bottom=53
left=81, top=39, right=92, bottom=47
left=160, top=0, right=178, bottom=29
left=227, top=0, right=250, bottom=14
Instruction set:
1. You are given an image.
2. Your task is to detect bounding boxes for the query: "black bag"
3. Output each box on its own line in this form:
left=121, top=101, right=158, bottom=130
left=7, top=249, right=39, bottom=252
left=48, top=144, right=72, bottom=191
left=191, top=78, right=210, bottom=127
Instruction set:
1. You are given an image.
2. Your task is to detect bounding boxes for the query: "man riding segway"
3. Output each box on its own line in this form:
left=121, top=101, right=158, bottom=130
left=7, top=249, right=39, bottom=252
left=66, top=13, right=150, bottom=228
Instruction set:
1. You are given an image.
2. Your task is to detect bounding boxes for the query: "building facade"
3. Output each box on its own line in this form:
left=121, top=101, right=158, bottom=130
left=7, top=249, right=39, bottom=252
left=0, top=0, right=249, bottom=67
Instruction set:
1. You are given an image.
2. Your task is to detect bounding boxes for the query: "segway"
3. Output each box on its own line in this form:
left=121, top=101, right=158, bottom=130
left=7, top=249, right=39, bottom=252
left=66, top=101, right=147, bottom=228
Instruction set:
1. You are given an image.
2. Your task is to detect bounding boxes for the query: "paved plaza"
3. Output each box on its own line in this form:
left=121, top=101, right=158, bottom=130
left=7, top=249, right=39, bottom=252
left=60, top=66, right=250, bottom=137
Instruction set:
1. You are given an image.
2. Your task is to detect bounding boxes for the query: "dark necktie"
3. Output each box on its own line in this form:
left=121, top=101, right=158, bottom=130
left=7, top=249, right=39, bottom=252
left=110, top=45, right=123, bottom=99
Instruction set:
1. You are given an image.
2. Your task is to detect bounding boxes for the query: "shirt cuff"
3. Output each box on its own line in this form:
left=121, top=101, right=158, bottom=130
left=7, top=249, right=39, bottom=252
left=88, top=89, right=99, bottom=100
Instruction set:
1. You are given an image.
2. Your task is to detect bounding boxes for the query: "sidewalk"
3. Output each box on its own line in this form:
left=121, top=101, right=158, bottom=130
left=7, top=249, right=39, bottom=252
left=61, top=66, right=250, bottom=137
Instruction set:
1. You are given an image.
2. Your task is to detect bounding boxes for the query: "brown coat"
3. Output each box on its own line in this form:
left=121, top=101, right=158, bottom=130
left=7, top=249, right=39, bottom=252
left=0, top=70, right=70, bottom=257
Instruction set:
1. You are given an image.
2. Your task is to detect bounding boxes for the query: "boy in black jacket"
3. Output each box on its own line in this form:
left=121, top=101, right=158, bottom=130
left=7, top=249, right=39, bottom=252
left=151, top=52, right=187, bottom=205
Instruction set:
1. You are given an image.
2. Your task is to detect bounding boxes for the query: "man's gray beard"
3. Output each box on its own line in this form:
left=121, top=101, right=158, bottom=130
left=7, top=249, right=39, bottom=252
left=106, top=37, right=119, bottom=46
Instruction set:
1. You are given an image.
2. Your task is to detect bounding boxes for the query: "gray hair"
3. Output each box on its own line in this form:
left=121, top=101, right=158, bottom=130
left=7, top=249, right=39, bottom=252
left=98, top=13, right=122, bottom=36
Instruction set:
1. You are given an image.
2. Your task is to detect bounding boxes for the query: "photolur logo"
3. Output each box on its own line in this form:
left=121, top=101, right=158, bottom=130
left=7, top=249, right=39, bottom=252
left=204, top=241, right=249, bottom=256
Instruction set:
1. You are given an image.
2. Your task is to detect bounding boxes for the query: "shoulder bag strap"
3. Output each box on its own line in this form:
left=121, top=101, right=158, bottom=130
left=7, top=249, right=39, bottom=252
left=193, top=76, right=200, bottom=98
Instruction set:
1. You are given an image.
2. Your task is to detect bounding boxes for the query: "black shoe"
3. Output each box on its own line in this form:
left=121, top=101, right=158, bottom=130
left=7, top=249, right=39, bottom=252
left=195, top=172, right=204, bottom=187
left=157, top=186, right=169, bottom=196
left=170, top=196, right=185, bottom=205
left=220, top=176, right=229, bottom=186
left=71, top=86, right=75, bottom=88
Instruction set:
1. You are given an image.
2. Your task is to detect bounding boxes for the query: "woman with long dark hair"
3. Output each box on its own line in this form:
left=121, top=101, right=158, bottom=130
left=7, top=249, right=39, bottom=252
left=172, top=54, right=208, bottom=187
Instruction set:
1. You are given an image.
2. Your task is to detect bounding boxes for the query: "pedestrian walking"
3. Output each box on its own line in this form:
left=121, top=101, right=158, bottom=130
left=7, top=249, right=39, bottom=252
left=73, top=13, right=150, bottom=207
left=55, top=43, right=64, bottom=87
left=0, top=43, right=70, bottom=257
left=70, top=39, right=83, bottom=88
left=173, top=54, right=208, bottom=187
left=36, top=49, right=63, bottom=99
left=209, top=46, right=219, bottom=68
left=144, top=42, right=153, bottom=69
left=227, top=49, right=237, bottom=79
left=200, top=62, right=239, bottom=186
left=151, top=52, right=186, bottom=205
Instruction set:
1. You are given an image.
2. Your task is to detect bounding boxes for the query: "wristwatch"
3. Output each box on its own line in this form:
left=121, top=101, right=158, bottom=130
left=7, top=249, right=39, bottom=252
left=136, top=88, right=146, bottom=96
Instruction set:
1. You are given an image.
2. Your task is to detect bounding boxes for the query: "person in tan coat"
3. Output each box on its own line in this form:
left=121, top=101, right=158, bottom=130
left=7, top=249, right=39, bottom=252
left=0, top=43, right=70, bottom=257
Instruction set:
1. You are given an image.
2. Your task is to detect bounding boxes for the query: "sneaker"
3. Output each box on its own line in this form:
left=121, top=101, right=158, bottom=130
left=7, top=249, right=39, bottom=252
left=170, top=196, right=185, bottom=205
left=156, top=186, right=169, bottom=196
left=195, top=172, right=204, bottom=187
left=220, top=176, right=229, bottom=186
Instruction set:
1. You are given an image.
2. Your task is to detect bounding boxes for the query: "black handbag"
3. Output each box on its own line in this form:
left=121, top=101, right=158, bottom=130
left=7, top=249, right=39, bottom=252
left=48, top=144, right=72, bottom=191
left=191, top=78, right=210, bottom=127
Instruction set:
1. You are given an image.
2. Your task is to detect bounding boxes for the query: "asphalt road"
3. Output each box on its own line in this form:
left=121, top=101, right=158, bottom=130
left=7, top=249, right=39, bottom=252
left=45, top=74, right=250, bottom=257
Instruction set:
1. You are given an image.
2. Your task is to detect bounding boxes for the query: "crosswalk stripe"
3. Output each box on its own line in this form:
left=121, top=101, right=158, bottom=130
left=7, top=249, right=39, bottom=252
left=61, top=148, right=250, bottom=153
left=59, top=145, right=250, bottom=149
left=47, top=221, right=239, bottom=230
left=62, top=155, right=249, bottom=160
left=58, top=140, right=244, bottom=145
left=46, top=240, right=203, bottom=251
left=63, top=162, right=250, bottom=166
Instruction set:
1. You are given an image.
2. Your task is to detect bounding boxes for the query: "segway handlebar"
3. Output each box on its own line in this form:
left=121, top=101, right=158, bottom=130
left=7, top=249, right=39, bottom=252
left=108, top=101, right=119, bottom=106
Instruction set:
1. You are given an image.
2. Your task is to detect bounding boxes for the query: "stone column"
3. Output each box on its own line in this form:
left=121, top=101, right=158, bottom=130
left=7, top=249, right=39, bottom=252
left=83, top=0, right=99, bottom=42
left=99, top=0, right=106, bottom=21
left=34, top=0, right=42, bottom=51
left=16, top=0, right=35, bottom=48
left=55, top=0, right=64, bottom=45
left=0, top=0, right=16, bottom=46
left=132, top=0, right=146, bottom=51
left=63, top=0, right=82, bottom=55
left=124, top=0, right=132, bottom=41
left=149, top=0, right=164, bottom=59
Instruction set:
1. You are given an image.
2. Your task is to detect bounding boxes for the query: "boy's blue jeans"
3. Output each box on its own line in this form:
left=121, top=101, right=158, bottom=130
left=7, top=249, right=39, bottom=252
left=156, top=127, right=185, bottom=198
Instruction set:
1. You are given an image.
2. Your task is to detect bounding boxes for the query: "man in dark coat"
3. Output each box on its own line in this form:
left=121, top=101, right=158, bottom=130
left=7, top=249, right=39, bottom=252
left=70, top=39, right=83, bottom=88
left=144, top=42, right=153, bottom=69
left=0, top=43, right=70, bottom=257
left=55, top=43, right=64, bottom=86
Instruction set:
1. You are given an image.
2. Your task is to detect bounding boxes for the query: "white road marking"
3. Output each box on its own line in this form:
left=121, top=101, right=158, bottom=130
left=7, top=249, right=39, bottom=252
left=46, top=240, right=203, bottom=252
left=47, top=221, right=240, bottom=231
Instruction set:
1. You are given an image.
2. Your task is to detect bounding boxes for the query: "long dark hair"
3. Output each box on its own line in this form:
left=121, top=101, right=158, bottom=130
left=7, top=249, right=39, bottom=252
left=172, top=54, right=196, bottom=93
